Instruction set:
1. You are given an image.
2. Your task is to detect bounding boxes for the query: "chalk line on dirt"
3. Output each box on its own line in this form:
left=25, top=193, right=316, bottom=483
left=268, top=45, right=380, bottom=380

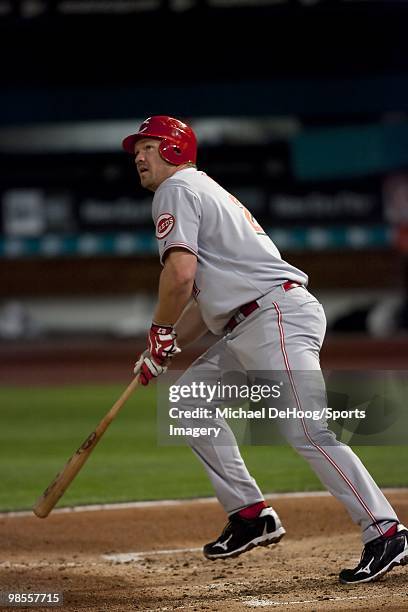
left=102, top=548, right=202, bottom=563
left=243, top=592, right=408, bottom=607
left=139, top=590, right=408, bottom=612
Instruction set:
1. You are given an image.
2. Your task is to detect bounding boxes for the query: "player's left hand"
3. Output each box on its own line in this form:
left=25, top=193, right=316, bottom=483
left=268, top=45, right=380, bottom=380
left=148, top=322, right=181, bottom=363
left=134, top=350, right=168, bottom=386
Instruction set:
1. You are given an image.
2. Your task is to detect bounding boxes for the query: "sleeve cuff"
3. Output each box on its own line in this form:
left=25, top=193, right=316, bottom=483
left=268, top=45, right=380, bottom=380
left=160, top=242, right=198, bottom=265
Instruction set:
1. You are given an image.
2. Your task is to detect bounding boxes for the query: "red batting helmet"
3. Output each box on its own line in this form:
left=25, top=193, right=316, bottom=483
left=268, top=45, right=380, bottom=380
left=122, top=115, right=197, bottom=165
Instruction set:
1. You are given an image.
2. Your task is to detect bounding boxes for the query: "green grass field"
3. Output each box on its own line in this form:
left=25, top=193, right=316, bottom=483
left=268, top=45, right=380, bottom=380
left=1, top=384, right=407, bottom=512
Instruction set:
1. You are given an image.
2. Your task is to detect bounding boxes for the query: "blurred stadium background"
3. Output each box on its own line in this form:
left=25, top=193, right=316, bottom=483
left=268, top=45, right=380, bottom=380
left=1, top=0, right=408, bottom=351
left=1, top=0, right=408, bottom=361
left=0, top=0, right=407, bottom=513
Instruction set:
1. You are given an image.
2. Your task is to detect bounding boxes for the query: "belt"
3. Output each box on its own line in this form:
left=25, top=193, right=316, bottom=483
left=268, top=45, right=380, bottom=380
left=225, top=281, right=304, bottom=333
left=282, top=280, right=303, bottom=292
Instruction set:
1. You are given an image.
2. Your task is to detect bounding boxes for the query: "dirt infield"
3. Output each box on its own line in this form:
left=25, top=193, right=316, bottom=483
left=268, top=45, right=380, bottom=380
left=1, top=491, right=408, bottom=612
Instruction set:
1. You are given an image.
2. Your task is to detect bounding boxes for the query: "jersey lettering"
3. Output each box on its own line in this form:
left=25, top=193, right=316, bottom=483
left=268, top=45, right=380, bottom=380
left=228, top=194, right=265, bottom=235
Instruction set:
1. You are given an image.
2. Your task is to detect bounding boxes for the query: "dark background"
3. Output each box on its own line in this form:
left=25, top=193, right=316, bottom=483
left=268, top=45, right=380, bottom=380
left=2, top=1, right=408, bottom=118
left=1, top=0, right=408, bottom=338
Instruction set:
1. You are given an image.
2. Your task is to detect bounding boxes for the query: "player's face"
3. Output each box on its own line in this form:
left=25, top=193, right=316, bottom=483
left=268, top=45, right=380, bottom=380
left=134, top=138, right=177, bottom=191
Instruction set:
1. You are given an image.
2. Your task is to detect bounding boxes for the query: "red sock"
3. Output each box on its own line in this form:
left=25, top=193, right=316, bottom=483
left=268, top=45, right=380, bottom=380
left=238, top=501, right=267, bottom=520
left=383, top=523, right=398, bottom=538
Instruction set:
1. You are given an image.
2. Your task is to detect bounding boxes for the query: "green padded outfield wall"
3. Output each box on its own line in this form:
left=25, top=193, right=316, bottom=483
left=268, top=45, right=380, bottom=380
left=292, top=123, right=408, bottom=181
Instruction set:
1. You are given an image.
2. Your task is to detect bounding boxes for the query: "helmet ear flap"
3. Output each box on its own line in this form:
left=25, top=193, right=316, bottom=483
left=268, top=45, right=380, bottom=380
left=159, top=139, right=185, bottom=164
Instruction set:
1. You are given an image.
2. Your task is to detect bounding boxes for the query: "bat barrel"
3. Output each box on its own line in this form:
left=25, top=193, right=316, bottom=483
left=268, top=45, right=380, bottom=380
left=32, top=376, right=140, bottom=518
left=32, top=431, right=99, bottom=518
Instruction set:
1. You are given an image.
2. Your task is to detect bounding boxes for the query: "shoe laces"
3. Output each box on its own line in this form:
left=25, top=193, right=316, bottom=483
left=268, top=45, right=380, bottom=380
left=218, top=512, right=246, bottom=539
left=359, top=540, right=375, bottom=565
left=220, top=519, right=234, bottom=538
left=359, top=534, right=386, bottom=565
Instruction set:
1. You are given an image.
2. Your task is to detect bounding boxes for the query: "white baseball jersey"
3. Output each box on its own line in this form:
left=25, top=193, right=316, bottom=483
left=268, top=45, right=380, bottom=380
left=152, top=167, right=308, bottom=334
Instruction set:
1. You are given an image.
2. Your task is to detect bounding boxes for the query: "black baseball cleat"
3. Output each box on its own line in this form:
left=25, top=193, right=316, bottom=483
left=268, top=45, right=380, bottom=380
left=339, top=523, right=408, bottom=584
left=203, top=507, right=286, bottom=560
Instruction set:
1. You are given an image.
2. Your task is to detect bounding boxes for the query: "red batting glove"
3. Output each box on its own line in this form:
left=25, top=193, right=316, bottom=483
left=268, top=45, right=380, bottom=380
left=148, top=323, right=181, bottom=363
left=134, top=350, right=167, bottom=386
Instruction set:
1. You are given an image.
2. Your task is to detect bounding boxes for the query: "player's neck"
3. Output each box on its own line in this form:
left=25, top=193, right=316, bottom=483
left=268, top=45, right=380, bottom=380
left=174, top=163, right=194, bottom=174
left=153, top=164, right=194, bottom=191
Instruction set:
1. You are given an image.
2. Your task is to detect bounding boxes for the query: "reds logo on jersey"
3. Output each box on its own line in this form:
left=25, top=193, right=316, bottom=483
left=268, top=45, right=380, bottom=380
left=156, top=213, right=176, bottom=239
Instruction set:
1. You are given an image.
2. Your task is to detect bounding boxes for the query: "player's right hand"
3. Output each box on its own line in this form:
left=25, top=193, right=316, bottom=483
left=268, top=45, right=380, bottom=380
left=134, top=350, right=168, bottom=386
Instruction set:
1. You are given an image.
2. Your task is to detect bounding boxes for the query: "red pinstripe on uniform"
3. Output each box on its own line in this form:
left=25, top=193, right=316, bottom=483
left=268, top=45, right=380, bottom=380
left=272, top=301, right=384, bottom=538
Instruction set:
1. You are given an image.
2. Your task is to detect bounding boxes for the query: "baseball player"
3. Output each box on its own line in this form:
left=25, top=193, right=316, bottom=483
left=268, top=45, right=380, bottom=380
left=123, top=116, right=408, bottom=584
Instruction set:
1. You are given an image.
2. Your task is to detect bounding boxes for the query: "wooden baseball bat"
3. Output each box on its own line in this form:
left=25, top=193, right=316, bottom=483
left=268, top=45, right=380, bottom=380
left=33, top=375, right=140, bottom=518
